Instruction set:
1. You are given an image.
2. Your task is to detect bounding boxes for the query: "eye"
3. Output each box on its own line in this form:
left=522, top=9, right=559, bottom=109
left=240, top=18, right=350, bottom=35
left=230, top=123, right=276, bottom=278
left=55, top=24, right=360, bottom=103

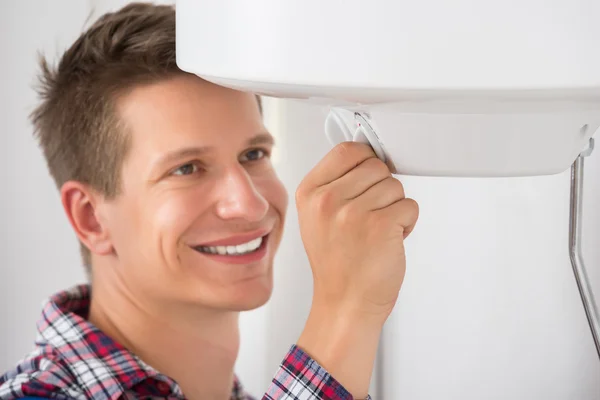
left=172, top=163, right=200, bottom=176
left=240, top=148, right=269, bottom=162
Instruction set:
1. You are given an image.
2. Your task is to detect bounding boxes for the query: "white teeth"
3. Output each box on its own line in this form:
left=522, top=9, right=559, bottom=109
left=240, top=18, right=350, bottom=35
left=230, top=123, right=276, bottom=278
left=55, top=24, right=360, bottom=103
left=198, top=236, right=264, bottom=256
left=198, top=237, right=263, bottom=255
left=248, top=237, right=262, bottom=250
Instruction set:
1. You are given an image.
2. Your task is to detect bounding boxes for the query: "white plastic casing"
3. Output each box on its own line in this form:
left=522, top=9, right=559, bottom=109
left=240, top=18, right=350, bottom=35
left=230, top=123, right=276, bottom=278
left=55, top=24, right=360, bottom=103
left=176, top=0, right=600, bottom=177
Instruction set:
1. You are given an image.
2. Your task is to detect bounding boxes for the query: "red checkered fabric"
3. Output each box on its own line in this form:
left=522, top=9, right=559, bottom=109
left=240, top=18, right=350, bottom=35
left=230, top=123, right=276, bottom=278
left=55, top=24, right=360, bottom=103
left=0, top=285, right=369, bottom=400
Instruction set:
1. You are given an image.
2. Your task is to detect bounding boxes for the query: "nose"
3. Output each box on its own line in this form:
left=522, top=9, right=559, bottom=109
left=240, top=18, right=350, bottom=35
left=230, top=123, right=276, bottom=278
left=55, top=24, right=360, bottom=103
left=214, top=164, right=269, bottom=222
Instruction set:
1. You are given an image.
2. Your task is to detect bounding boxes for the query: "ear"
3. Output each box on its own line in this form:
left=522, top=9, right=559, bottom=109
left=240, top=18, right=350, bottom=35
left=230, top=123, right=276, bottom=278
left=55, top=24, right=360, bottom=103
left=60, top=181, right=114, bottom=257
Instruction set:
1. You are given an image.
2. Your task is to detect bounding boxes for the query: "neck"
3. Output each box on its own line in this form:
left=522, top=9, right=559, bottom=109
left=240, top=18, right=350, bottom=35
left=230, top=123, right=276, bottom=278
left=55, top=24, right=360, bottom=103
left=88, top=265, right=240, bottom=400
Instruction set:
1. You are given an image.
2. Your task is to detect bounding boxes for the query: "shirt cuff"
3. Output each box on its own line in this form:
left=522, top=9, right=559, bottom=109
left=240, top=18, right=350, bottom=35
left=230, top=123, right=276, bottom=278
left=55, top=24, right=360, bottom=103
left=264, top=344, right=371, bottom=400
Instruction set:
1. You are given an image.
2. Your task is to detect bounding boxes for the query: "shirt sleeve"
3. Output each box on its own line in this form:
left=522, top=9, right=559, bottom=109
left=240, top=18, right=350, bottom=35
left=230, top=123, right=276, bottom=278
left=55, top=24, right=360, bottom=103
left=261, top=345, right=371, bottom=400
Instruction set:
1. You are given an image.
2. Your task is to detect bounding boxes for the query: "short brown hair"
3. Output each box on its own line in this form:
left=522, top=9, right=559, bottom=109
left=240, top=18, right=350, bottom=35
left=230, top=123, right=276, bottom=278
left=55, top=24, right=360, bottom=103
left=31, top=3, right=184, bottom=272
left=32, top=3, right=263, bottom=273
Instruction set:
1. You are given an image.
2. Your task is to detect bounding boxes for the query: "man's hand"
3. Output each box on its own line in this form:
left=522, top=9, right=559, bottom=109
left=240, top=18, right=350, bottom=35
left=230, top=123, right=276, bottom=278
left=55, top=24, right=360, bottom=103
left=295, top=142, right=419, bottom=398
left=297, top=141, right=418, bottom=320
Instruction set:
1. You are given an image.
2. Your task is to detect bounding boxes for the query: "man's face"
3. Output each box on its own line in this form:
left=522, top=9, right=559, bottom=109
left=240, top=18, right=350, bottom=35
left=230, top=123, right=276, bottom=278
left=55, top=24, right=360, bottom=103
left=100, top=74, right=288, bottom=311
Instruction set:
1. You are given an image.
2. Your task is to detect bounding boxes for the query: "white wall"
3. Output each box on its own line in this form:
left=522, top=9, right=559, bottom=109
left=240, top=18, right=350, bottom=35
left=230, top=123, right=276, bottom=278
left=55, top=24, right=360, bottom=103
left=262, top=100, right=600, bottom=400
left=1, top=1, right=599, bottom=400
left=0, top=0, right=91, bottom=363
left=380, top=168, right=600, bottom=399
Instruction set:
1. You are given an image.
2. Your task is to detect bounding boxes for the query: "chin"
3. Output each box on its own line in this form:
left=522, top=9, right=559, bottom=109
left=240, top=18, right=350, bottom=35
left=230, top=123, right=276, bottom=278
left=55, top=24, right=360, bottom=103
left=180, top=248, right=278, bottom=310
left=183, top=272, right=274, bottom=311
left=225, top=277, right=274, bottom=311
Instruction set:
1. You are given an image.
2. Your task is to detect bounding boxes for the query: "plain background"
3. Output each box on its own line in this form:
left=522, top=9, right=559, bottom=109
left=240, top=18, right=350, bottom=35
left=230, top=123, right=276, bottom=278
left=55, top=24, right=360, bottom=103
left=1, top=1, right=599, bottom=399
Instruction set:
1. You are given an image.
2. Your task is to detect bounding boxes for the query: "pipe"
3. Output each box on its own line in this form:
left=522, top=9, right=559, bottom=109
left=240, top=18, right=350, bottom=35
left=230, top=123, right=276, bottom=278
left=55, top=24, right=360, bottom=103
left=568, top=138, right=600, bottom=360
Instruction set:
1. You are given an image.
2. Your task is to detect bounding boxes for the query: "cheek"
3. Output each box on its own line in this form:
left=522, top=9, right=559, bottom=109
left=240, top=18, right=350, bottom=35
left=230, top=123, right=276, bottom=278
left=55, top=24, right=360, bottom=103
left=102, top=196, right=143, bottom=254
left=256, top=171, right=289, bottom=219
left=151, top=188, right=209, bottom=248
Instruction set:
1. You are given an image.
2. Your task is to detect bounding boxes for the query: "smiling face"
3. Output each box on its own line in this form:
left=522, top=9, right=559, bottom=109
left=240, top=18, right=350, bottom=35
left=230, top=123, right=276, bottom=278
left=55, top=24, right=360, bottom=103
left=96, top=74, right=288, bottom=311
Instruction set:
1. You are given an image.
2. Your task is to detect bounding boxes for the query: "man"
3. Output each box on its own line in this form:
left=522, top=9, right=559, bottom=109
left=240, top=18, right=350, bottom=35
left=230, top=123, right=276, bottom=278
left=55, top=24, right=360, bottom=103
left=0, top=3, right=418, bottom=400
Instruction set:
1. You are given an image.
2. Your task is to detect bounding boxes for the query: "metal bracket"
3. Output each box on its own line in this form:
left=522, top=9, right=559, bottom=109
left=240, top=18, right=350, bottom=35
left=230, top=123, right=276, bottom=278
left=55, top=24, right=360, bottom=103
left=569, top=136, right=600, bottom=360
left=581, top=137, right=595, bottom=158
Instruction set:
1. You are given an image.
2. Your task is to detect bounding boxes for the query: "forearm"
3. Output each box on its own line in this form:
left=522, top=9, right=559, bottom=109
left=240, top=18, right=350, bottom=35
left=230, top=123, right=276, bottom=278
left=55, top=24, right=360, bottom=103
left=296, top=300, right=384, bottom=399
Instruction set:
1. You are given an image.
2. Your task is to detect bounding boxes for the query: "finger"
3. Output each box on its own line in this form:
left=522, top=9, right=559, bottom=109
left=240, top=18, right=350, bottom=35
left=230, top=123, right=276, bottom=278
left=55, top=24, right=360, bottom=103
left=377, top=198, right=419, bottom=238
left=301, top=142, right=379, bottom=189
left=327, top=157, right=392, bottom=201
left=353, top=176, right=406, bottom=211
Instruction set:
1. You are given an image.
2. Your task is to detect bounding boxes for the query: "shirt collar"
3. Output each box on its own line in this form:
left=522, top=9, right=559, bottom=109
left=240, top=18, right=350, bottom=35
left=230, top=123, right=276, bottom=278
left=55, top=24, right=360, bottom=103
left=36, top=284, right=177, bottom=399
left=35, top=284, right=247, bottom=400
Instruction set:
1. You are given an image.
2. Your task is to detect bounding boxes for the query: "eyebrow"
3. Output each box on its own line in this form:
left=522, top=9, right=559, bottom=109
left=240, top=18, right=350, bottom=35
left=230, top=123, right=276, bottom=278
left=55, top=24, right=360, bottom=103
left=248, top=132, right=275, bottom=147
left=154, top=132, right=276, bottom=170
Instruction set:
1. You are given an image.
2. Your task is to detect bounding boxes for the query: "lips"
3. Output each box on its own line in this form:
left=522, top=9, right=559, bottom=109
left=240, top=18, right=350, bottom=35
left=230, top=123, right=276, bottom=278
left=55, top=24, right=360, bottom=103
left=195, top=235, right=264, bottom=256
left=194, top=235, right=269, bottom=265
left=190, top=229, right=271, bottom=264
left=196, top=229, right=270, bottom=247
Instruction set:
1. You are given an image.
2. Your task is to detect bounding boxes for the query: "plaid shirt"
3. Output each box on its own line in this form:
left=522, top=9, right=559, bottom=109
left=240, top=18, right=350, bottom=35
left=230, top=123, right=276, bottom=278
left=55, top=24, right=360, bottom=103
left=0, top=285, right=369, bottom=400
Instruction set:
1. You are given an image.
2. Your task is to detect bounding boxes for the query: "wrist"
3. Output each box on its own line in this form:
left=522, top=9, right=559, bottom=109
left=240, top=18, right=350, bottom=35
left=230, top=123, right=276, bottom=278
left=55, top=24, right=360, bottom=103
left=311, top=290, right=393, bottom=327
